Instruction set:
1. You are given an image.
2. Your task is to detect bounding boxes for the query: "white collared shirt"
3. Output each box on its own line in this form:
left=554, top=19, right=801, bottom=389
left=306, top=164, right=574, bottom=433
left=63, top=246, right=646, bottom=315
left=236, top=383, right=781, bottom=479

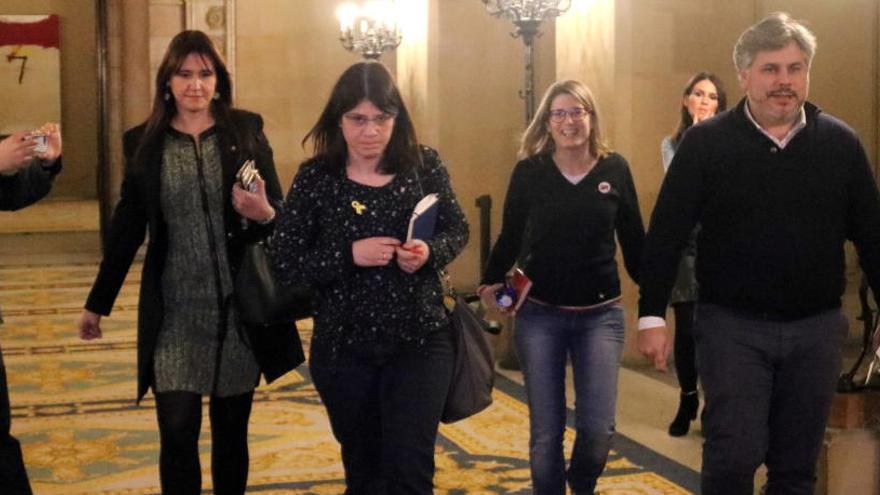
left=638, top=102, right=807, bottom=332
left=743, top=101, right=807, bottom=149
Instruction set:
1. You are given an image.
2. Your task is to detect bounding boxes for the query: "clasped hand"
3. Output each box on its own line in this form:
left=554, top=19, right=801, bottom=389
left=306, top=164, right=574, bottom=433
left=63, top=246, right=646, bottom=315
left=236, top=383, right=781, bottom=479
left=352, top=237, right=429, bottom=273
left=637, top=325, right=671, bottom=372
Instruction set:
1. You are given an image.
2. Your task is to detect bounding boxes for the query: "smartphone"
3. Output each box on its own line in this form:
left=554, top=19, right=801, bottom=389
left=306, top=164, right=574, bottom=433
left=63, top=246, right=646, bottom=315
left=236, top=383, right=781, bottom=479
left=235, top=160, right=260, bottom=192
left=30, top=133, right=48, bottom=154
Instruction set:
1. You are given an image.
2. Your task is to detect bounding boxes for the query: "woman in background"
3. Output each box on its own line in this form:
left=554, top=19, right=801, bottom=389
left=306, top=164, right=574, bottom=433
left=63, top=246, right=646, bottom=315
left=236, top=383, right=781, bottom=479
left=479, top=80, right=644, bottom=495
left=269, top=61, right=468, bottom=494
left=77, top=31, right=292, bottom=495
left=661, top=71, right=727, bottom=437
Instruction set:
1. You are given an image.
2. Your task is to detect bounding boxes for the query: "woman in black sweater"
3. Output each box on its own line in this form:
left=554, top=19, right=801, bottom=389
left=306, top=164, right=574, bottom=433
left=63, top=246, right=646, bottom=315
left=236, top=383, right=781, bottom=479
left=268, top=61, right=468, bottom=494
left=479, top=80, right=644, bottom=495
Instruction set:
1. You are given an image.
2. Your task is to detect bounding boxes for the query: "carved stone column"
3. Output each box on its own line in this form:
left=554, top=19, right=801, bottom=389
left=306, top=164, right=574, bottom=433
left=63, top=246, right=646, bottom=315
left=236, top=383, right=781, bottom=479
left=184, top=0, right=235, bottom=96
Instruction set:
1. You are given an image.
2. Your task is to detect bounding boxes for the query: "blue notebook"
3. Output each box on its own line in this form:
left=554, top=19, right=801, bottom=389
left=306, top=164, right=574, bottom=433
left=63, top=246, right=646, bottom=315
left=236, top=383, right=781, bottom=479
left=406, top=193, right=439, bottom=241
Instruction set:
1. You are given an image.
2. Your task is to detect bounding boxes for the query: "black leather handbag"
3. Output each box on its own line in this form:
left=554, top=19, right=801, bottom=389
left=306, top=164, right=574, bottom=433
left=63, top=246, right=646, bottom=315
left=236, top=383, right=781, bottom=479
left=234, top=239, right=311, bottom=383
left=441, top=292, right=495, bottom=424
left=235, top=239, right=313, bottom=325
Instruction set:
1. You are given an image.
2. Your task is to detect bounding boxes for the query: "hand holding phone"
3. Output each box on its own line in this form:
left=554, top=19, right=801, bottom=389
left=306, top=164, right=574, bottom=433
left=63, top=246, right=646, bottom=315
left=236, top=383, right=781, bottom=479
left=29, top=133, right=48, bottom=154
left=232, top=159, right=274, bottom=224
left=236, top=159, right=261, bottom=192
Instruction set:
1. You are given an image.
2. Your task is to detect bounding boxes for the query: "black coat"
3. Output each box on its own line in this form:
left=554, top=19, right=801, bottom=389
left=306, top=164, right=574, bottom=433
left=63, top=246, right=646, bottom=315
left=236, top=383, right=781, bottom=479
left=85, top=110, right=303, bottom=402
left=1, top=159, right=61, bottom=323
left=0, top=158, right=61, bottom=211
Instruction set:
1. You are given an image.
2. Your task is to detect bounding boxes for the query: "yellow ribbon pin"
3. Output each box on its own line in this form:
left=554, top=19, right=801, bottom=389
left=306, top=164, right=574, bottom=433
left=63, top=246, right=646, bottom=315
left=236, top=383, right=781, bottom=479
left=351, top=200, right=366, bottom=215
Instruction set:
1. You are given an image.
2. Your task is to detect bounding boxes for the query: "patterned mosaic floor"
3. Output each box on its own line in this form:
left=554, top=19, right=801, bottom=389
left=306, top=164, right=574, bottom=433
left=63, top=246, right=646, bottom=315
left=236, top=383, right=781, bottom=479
left=0, top=260, right=697, bottom=494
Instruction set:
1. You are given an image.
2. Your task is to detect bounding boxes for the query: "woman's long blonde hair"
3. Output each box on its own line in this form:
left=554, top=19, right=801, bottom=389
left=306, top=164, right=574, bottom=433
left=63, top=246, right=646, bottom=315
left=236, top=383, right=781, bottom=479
left=518, top=80, right=612, bottom=160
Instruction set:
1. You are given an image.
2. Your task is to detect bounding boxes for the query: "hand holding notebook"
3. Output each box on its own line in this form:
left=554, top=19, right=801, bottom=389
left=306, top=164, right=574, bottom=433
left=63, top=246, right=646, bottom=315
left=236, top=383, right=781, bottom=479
left=498, top=267, right=533, bottom=313
left=406, top=193, right=439, bottom=241
left=507, top=268, right=532, bottom=313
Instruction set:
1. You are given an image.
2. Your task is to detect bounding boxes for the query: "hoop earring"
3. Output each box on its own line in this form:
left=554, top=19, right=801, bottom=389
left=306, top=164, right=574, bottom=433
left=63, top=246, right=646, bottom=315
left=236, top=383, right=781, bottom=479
left=213, top=92, right=220, bottom=101
left=163, top=91, right=171, bottom=101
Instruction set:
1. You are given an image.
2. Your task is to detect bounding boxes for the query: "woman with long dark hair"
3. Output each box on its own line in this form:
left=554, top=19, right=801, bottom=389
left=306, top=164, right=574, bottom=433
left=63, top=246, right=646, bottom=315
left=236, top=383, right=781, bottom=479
left=478, top=80, right=644, bottom=494
left=661, top=71, right=727, bottom=437
left=77, top=31, right=297, bottom=494
left=265, top=61, right=468, bottom=493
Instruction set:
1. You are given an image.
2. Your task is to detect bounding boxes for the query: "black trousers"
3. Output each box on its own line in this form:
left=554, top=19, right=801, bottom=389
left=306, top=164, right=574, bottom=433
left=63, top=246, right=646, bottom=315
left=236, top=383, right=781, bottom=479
left=695, top=304, right=846, bottom=495
left=0, top=343, right=32, bottom=495
left=310, top=328, right=455, bottom=495
left=154, top=390, right=254, bottom=495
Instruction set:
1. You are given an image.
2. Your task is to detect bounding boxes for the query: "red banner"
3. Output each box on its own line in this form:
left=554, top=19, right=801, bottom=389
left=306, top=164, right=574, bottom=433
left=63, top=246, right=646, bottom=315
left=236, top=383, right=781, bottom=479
left=0, top=16, right=60, bottom=49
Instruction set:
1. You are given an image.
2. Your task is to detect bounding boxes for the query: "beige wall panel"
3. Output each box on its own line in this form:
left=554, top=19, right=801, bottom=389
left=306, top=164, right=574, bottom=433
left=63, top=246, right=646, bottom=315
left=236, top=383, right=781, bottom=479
left=1, top=0, right=98, bottom=199
left=122, top=1, right=153, bottom=130
left=623, top=0, right=751, bottom=215
left=432, top=0, right=556, bottom=288
left=234, top=0, right=377, bottom=192
left=397, top=0, right=439, bottom=146
left=557, top=0, right=616, bottom=137
left=151, top=3, right=184, bottom=37
left=106, top=0, right=152, bottom=208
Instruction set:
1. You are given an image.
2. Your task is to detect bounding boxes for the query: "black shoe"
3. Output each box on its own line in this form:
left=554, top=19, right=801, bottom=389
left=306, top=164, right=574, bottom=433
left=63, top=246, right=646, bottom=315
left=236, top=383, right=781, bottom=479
left=668, top=391, right=699, bottom=437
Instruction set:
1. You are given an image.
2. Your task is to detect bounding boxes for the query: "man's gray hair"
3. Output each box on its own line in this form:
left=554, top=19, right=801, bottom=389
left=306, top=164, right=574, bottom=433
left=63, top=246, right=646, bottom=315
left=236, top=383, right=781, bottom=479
left=733, top=12, right=817, bottom=72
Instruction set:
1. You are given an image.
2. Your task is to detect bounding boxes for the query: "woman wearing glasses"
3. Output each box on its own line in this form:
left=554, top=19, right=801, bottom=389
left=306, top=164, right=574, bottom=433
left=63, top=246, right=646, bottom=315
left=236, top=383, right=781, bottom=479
left=267, top=61, right=468, bottom=494
left=661, top=71, right=727, bottom=437
left=478, top=80, right=644, bottom=495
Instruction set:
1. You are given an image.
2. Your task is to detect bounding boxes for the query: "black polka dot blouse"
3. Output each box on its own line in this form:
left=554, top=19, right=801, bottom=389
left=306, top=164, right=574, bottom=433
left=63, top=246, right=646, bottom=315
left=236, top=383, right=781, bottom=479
left=270, top=146, right=469, bottom=355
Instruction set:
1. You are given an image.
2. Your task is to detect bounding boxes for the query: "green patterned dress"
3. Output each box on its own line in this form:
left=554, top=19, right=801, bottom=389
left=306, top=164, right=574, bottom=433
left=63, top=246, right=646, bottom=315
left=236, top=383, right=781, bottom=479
left=152, top=130, right=260, bottom=397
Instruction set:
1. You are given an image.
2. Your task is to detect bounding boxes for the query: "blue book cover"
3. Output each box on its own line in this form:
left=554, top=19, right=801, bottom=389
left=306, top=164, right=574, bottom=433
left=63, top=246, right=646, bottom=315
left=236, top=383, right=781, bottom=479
left=407, top=193, right=439, bottom=241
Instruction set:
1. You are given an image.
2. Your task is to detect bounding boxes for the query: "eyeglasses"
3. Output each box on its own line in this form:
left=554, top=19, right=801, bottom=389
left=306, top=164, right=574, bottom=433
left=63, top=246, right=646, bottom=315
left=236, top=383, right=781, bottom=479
left=343, top=113, right=396, bottom=128
left=548, top=107, right=589, bottom=123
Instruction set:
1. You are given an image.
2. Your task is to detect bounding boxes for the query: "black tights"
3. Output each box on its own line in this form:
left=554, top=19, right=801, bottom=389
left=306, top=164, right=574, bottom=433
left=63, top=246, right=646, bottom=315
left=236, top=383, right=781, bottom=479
left=154, top=391, right=254, bottom=495
left=673, top=302, right=697, bottom=392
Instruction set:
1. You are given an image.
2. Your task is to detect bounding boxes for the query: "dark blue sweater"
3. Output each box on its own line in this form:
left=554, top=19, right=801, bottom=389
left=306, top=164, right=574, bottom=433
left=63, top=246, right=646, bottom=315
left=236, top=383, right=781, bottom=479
left=639, top=99, right=880, bottom=320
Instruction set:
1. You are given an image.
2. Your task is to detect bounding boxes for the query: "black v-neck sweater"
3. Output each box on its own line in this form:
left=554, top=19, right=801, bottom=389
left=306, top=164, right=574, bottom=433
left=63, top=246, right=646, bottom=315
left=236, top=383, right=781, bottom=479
left=482, top=152, right=645, bottom=306
left=639, top=100, right=880, bottom=320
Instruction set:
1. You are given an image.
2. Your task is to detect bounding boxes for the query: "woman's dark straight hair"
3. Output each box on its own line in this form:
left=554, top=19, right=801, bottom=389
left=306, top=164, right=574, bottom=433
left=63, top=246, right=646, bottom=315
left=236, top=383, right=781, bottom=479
left=671, top=71, right=728, bottom=147
left=303, top=61, right=421, bottom=174
left=134, top=30, right=251, bottom=167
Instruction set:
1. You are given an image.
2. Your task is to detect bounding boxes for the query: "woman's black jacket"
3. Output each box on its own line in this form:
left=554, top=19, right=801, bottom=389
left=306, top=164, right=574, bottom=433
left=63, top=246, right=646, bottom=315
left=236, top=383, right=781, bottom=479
left=85, top=109, right=301, bottom=402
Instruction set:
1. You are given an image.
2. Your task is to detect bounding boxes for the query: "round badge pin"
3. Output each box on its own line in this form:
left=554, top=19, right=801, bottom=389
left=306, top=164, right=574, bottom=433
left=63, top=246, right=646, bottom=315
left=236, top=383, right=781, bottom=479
left=598, top=181, right=611, bottom=194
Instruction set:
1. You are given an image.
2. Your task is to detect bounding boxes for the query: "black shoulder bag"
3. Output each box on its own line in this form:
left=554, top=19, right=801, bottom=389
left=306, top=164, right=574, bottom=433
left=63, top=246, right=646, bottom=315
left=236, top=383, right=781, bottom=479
left=232, top=160, right=311, bottom=382
left=440, top=279, right=496, bottom=423
left=411, top=162, right=495, bottom=423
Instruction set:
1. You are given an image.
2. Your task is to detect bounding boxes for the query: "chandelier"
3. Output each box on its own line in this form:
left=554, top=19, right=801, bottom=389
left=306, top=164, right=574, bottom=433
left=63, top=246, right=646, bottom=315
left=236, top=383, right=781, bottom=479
left=481, top=0, right=572, bottom=124
left=482, top=0, right=572, bottom=25
left=337, top=2, right=402, bottom=60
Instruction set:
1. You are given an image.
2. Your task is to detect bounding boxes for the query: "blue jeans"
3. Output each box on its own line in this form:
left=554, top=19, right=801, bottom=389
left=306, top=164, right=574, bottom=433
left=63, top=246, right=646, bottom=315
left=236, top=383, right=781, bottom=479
left=515, top=301, right=625, bottom=495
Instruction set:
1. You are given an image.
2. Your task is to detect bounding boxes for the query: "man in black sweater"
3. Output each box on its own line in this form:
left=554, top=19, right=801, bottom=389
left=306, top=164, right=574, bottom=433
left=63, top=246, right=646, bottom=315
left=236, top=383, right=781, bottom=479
left=638, top=13, right=880, bottom=495
left=0, top=124, right=62, bottom=495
